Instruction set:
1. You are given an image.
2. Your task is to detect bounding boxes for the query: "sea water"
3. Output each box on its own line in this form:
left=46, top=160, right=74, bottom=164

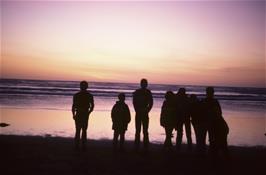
left=0, top=79, right=265, bottom=146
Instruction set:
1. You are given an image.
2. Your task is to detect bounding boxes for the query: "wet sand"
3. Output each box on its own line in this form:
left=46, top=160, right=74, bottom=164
left=1, top=108, right=266, bottom=146
left=0, top=135, right=265, bottom=175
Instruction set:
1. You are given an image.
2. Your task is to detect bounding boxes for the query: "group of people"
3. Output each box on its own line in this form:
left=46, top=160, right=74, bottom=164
left=72, top=79, right=229, bottom=159
left=160, top=86, right=229, bottom=158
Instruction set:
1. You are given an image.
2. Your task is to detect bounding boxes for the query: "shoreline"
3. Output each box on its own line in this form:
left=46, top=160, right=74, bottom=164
left=2, top=107, right=266, bottom=147
left=1, top=133, right=266, bottom=148
left=1, top=135, right=265, bottom=175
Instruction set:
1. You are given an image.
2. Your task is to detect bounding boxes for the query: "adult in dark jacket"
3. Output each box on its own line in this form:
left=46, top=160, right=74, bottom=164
left=175, top=88, right=192, bottom=150
left=160, top=91, right=176, bottom=149
left=72, top=81, right=94, bottom=150
left=111, top=93, right=131, bottom=152
left=133, top=79, right=153, bottom=151
left=202, top=87, right=229, bottom=160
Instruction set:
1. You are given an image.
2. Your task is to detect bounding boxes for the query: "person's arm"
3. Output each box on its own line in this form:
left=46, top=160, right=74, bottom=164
left=223, top=118, right=229, bottom=134
left=132, top=91, right=137, bottom=111
left=111, top=105, right=115, bottom=122
left=72, top=95, right=76, bottom=119
left=160, top=102, right=166, bottom=127
left=216, top=100, right=222, bottom=116
left=89, top=95, right=94, bottom=114
left=126, top=105, right=131, bottom=123
left=148, top=90, right=153, bottom=112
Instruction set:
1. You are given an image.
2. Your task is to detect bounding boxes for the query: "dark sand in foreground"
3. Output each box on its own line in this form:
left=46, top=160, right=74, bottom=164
left=0, top=135, right=265, bottom=175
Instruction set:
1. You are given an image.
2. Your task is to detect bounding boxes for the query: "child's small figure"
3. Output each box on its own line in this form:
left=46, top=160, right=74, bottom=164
left=111, top=93, right=131, bottom=152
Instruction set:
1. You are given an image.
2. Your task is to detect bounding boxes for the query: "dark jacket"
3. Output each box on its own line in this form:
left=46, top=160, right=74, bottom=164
left=176, top=94, right=190, bottom=122
left=190, top=99, right=205, bottom=125
left=202, top=98, right=222, bottom=122
left=160, top=100, right=176, bottom=128
left=72, top=91, right=94, bottom=120
left=133, top=88, right=153, bottom=113
left=202, top=98, right=227, bottom=144
left=111, top=101, right=131, bottom=131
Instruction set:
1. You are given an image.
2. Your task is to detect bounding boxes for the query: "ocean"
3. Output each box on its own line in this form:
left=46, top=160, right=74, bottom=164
left=0, top=79, right=265, bottom=146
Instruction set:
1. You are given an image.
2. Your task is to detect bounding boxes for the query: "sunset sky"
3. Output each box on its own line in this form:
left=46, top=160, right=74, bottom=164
left=1, top=1, right=265, bottom=87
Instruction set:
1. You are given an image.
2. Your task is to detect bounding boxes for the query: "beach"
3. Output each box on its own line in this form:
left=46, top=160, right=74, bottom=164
left=1, top=79, right=266, bottom=147
left=2, top=1, right=265, bottom=174
left=1, top=79, right=266, bottom=174
left=0, top=135, right=265, bottom=175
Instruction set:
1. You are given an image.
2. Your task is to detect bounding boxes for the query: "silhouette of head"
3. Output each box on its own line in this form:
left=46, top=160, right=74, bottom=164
left=140, top=79, right=148, bottom=89
left=80, top=81, right=88, bottom=91
left=206, top=86, right=214, bottom=99
left=165, top=91, right=174, bottom=100
left=118, top=93, right=125, bottom=101
left=178, top=88, right=186, bottom=96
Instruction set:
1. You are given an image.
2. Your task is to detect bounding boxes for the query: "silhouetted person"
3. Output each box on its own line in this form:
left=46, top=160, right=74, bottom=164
left=202, top=87, right=229, bottom=161
left=190, top=94, right=207, bottom=153
left=212, top=115, right=230, bottom=160
left=160, top=91, right=176, bottom=150
left=111, top=93, right=131, bottom=152
left=175, top=88, right=192, bottom=150
left=72, top=81, right=94, bottom=151
left=133, top=78, right=153, bottom=151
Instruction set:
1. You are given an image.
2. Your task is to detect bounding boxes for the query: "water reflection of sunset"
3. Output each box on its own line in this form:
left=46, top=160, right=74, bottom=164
left=2, top=108, right=265, bottom=146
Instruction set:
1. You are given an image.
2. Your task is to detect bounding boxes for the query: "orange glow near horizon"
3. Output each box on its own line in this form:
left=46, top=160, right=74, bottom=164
left=1, top=1, right=265, bottom=87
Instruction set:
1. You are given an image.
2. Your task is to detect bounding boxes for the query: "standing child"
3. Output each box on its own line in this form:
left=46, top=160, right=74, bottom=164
left=111, top=93, right=131, bottom=152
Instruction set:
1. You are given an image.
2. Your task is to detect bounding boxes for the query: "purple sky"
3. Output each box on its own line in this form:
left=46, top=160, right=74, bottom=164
left=1, top=1, right=265, bottom=87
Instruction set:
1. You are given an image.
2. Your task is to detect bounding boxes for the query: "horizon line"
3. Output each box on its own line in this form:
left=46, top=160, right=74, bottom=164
left=1, top=77, right=265, bottom=89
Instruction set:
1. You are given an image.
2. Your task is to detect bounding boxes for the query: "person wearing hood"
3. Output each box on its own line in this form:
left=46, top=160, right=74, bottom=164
left=111, top=93, right=131, bottom=152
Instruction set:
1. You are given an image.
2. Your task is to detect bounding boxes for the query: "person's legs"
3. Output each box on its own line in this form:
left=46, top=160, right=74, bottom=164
left=176, top=121, right=184, bottom=150
left=135, top=114, right=141, bottom=150
left=193, top=123, right=200, bottom=151
left=81, top=119, right=88, bottom=150
left=113, top=130, right=119, bottom=151
left=81, top=129, right=87, bottom=150
left=75, top=128, right=81, bottom=149
left=165, top=127, right=173, bottom=148
left=185, top=118, right=192, bottom=149
left=164, top=127, right=168, bottom=147
left=220, top=136, right=230, bottom=160
left=208, top=128, right=218, bottom=162
left=143, top=116, right=149, bottom=149
left=75, top=120, right=81, bottom=149
left=198, top=125, right=207, bottom=153
left=120, top=131, right=125, bottom=151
